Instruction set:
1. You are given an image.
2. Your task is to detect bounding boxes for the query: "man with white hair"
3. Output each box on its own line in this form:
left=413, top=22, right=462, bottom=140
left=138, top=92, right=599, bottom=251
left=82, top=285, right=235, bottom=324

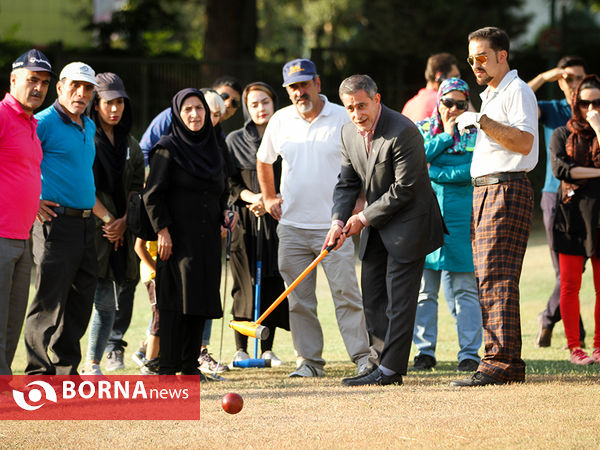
left=0, top=49, right=53, bottom=375
left=24, top=62, right=100, bottom=375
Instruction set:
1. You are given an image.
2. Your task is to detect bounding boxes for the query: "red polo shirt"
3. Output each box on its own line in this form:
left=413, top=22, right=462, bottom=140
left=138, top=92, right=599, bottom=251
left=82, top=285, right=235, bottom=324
left=0, top=93, right=43, bottom=239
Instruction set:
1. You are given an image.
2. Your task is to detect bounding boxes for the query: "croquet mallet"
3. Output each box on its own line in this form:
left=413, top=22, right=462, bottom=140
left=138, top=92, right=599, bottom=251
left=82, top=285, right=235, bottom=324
left=229, top=238, right=339, bottom=339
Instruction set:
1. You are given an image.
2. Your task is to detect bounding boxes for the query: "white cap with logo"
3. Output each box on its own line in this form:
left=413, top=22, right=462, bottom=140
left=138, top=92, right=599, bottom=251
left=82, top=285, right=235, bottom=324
left=59, top=62, right=99, bottom=86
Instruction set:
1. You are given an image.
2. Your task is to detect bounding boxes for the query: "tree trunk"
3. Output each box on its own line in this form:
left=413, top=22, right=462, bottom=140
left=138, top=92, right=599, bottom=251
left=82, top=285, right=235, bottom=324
left=203, top=0, right=257, bottom=82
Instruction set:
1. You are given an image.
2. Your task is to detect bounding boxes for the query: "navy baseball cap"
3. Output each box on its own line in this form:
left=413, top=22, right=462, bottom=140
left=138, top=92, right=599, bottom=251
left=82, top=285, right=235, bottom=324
left=12, top=49, right=55, bottom=75
left=95, top=72, right=129, bottom=101
left=282, top=59, right=317, bottom=87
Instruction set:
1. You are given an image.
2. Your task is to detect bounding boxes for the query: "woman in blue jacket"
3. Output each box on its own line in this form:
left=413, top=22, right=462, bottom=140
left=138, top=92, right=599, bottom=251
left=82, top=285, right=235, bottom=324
left=411, top=78, right=482, bottom=372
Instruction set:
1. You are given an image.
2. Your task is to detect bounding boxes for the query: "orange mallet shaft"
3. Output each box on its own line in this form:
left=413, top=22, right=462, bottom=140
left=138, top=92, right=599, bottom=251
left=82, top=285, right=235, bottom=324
left=229, top=240, right=338, bottom=339
left=255, top=247, right=331, bottom=325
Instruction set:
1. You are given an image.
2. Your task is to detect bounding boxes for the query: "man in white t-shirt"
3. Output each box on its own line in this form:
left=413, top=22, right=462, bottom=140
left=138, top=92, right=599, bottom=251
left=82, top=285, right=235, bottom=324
left=257, top=59, right=371, bottom=378
left=451, top=27, right=538, bottom=387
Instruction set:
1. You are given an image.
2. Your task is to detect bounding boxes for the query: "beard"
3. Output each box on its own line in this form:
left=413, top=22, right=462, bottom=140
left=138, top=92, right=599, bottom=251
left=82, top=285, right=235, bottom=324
left=295, top=99, right=313, bottom=114
left=476, top=71, right=493, bottom=86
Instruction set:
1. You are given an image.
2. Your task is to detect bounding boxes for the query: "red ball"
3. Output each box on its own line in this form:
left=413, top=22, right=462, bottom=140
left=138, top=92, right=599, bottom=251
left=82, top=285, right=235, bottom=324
left=221, top=393, right=243, bottom=414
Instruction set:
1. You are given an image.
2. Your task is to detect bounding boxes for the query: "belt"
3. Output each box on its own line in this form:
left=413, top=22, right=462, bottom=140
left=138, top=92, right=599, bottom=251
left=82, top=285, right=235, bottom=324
left=52, top=206, right=92, bottom=218
left=471, top=172, right=527, bottom=187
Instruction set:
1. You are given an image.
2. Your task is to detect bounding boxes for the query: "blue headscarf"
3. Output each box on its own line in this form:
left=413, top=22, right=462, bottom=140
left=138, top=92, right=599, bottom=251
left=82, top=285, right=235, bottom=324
left=417, top=77, right=474, bottom=154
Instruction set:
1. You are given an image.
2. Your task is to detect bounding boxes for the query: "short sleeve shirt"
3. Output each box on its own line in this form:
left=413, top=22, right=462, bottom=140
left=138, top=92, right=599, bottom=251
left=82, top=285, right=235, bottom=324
left=35, top=102, right=96, bottom=209
left=257, top=95, right=350, bottom=229
left=470, top=70, right=539, bottom=177
left=539, top=98, right=571, bottom=193
left=0, top=94, right=43, bottom=239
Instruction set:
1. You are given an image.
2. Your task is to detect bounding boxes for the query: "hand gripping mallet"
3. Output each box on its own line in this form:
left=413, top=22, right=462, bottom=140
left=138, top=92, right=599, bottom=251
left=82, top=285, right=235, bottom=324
left=229, top=237, right=339, bottom=339
left=213, top=212, right=234, bottom=378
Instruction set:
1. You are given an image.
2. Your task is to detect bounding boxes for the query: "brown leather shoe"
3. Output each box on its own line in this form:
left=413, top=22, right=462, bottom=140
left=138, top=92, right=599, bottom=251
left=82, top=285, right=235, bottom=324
left=535, top=313, right=552, bottom=347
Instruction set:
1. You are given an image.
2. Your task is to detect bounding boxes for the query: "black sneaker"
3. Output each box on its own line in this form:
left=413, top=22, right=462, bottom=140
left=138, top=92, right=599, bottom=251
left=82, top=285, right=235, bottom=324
left=105, top=349, right=125, bottom=371
left=140, top=358, right=159, bottom=375
left=410, top=354, right=436, bottom=371
left=456, top=359, right=479, bottom=372
left=450, top=371, right=504, bottom=387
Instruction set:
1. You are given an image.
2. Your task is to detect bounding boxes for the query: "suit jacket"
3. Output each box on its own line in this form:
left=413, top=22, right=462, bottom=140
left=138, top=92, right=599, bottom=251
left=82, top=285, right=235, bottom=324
left=332, top=104, right=445, bottom=263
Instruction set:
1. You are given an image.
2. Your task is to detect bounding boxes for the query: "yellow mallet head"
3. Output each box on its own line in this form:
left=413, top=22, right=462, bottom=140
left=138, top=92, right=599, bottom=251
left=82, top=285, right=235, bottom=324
left=229, top=320, right=270, bottom=340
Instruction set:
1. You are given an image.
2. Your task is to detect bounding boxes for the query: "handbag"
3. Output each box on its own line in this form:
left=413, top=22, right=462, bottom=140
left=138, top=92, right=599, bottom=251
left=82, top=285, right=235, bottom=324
left=127, top=191, right=157, bottom=241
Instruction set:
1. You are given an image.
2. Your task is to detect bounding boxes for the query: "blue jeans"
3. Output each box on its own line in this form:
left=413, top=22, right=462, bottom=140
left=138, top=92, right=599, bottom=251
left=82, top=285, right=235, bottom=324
left=86, top=278, right=118, bottom=362
left=413, top=269, right=482, bottom=362
left=105, top=279, right=138, bottom=353
left=202, top=320, right=212, bottom=346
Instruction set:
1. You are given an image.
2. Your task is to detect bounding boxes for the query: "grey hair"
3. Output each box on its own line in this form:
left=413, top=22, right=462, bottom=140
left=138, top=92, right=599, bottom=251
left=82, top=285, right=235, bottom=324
left=339, top=75, right=378, bottom=100
left=203, top=89, right=226, bottom=115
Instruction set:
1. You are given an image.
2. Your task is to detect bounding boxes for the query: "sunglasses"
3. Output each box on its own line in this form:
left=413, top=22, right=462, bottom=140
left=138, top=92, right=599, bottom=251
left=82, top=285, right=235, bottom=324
left=220, top=92, right=239, bottom=109
left=466, top=54, right=487, bottom=66
left=440, top=98, right=468, bottom=110
left=564, top=75, right=585, bottom=85
left=579, top=99, right=600, bottom=108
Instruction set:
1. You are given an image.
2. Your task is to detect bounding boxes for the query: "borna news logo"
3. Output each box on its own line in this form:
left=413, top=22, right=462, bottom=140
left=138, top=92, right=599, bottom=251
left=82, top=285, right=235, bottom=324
left=1, top=376, right=200, bottom=420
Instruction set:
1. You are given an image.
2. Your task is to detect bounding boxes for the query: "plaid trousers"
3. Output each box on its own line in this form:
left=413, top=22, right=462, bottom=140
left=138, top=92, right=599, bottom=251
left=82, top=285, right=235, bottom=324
left=471, top=178, right=533, bottom=382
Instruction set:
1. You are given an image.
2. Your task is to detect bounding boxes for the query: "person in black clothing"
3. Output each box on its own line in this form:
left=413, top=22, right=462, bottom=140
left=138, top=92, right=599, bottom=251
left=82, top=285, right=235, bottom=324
left=144, top=88, right=235, bottom=375
left=550, top=74, right=600, bottom=365
left=226, top=82, right=290, bottom=365
left=82, top=73, right=144, bottom=375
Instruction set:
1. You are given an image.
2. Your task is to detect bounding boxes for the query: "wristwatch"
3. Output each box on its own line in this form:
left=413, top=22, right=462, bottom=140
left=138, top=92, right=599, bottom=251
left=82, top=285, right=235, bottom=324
left=101, top=214, right=113, bottom=224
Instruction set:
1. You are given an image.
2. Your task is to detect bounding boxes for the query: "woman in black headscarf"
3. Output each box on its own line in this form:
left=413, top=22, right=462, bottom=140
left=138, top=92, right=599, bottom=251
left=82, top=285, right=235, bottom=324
left=144, top=88, right=234, bottom=375
left=226, top=82, right=289, bottom=365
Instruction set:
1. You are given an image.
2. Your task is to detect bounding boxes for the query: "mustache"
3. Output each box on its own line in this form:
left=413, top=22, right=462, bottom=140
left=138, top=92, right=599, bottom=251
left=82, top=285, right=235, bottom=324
left=295, top=94, right=310, bottom=101
left=30, top=91, right=43, bottom=98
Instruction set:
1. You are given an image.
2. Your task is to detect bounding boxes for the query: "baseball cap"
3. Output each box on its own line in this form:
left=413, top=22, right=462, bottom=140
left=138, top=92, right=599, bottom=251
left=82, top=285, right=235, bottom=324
left=95, top=72, right=128, bottom=101
left=58, top=62, right=99, bottom=86
left=282, top=59, right=317, bottom=87
left=12, top=49, right=55, bottom=75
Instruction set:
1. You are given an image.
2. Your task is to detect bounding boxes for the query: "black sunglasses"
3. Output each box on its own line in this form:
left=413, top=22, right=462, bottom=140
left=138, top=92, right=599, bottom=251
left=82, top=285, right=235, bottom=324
left=440, top=98, right=468, bottom=110
left=579, top=99, right=600, bottom=108
left=220, top=92, right=239, bottom=109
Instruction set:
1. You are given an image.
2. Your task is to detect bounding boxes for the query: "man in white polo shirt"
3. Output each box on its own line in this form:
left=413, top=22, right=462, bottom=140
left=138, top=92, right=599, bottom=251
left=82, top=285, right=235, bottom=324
left=257, top=58, right=371, bottom=378
left=451, top=27, right=538, bottom=387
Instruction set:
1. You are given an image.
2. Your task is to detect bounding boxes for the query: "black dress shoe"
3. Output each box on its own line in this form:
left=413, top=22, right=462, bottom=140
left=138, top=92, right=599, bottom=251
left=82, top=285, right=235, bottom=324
left=341, top=365, right=376, bottom=383
left=456, top=358, right=480, bottom=372
left=410, top=354, right=436, bottom=371
left=450, top=371, right=504, bottom=387
left=342, top=368, right=403, bottom=387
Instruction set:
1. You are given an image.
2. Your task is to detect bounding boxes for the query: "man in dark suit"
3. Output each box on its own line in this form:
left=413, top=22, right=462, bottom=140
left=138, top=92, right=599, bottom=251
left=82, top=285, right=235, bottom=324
left=324, top=74, right=445, bottom=386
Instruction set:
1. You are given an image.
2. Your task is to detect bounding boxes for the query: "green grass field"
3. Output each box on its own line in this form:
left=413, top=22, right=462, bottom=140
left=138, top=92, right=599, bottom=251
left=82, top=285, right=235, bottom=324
left=3, top=222, right=599, bottom=448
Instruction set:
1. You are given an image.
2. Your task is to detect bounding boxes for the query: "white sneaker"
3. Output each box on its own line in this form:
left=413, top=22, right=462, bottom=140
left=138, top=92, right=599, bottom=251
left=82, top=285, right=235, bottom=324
left=81, top=362, right=103, bottom=376
left=288, top=364, right=324, bottom=377
left=261, top=350, right=283, bottom=367
left=232, top=350, right=250, bottom=363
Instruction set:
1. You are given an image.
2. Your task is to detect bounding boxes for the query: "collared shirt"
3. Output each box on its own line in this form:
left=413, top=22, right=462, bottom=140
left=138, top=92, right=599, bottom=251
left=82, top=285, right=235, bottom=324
left=257, top=95, right=350, bottom=229
left=35, top=101, right=96, bottom=209
left=358, top=104, right=382, bottom=155
left=0, top=93, right=43, bottom=239
left=470, top=70, right=539, bottom=177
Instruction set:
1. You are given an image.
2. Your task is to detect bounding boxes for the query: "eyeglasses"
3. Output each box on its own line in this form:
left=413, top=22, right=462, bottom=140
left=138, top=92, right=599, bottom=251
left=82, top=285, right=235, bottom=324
left=579, top=99, right=600, bottom=108
left=440, top=98, right=468, bottom=110
left=466, top=54, right=487, bottom=66
left=220, top=92, right=239, bottom=109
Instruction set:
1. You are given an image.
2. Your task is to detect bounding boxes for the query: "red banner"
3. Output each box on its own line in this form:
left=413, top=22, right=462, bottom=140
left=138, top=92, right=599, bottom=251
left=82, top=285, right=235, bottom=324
left=0, top=375, right=200, bottom=420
